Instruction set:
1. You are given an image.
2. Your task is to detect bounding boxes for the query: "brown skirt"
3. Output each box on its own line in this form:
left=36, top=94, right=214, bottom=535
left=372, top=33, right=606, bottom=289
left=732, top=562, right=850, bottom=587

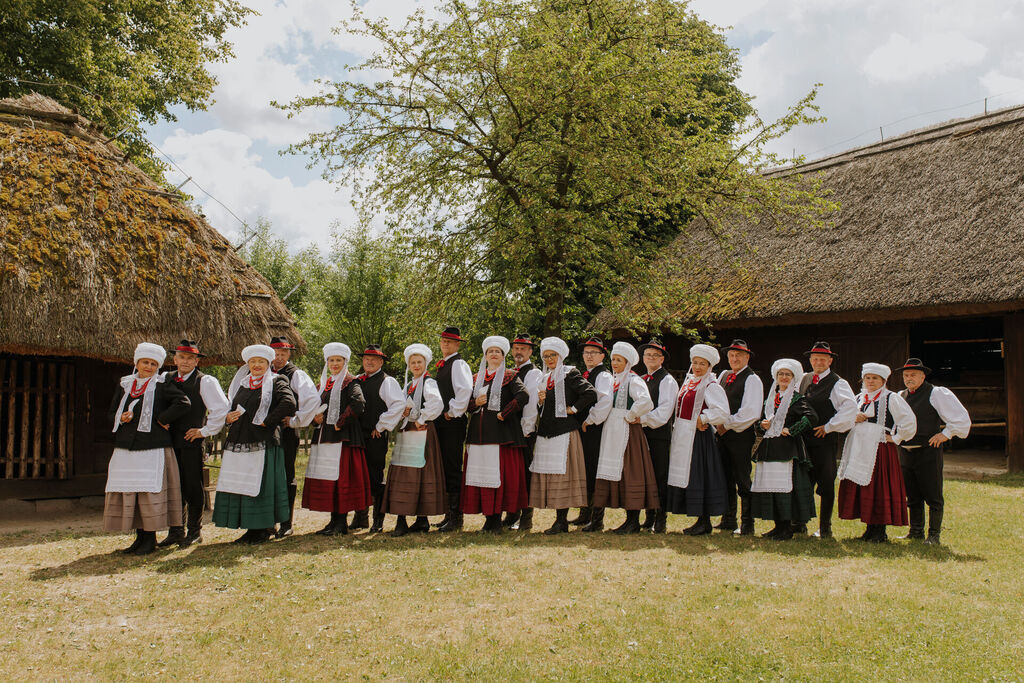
left=530, top=430, right=588, bottom=509
left=593, top=423, right=660, bottom=511
left=381, top=423, right=448, bottom=516
left=103, top=447, right=183, bottom=532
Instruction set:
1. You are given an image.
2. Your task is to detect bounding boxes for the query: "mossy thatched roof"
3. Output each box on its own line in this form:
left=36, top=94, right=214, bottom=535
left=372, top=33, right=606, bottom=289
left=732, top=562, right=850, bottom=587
left=597, top=103, right=1024, bottom=332
left=0, top=94, right=305, bottom=364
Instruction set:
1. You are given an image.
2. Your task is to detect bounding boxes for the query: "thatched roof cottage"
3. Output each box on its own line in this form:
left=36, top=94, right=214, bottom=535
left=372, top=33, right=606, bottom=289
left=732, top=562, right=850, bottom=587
left=0, top=94, right=305, bottom=499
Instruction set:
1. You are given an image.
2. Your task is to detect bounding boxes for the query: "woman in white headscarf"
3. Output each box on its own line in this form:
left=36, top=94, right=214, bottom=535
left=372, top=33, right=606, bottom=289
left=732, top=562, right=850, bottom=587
left=587, top=342, right=657, bottom=534
left=838, top=363, right=916, bottom=543
left=211, top=344, right=297, bottom=544
left=665, top=344, right=731, bottom=536
left=750, top=359, right=818, bottom=540
left=300, top=342, right=368, bottom=536
left=528, top=336, right=597, bottom=535
left=381, top=343, right=447, bottom=537
left=104, top=342, right=191, bottom=555
left=462, top=336, right=530, bottom=533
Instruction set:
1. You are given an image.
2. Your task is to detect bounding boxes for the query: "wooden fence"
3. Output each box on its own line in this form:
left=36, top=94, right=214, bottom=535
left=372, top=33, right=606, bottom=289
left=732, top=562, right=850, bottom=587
left=0, top=356, right=75, bottom=480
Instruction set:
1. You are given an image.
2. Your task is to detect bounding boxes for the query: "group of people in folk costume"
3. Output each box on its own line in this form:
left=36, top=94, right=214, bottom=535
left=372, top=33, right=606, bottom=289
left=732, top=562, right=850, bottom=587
left=103, top=329, right=971, bottom=555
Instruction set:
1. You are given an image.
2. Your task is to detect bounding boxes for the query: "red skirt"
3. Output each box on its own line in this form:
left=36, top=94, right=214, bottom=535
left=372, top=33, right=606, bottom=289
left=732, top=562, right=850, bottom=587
left=461, top=444, right=528, bottom=515
left=838, top=442, right=909, bottom=525
left=301, top=443, right=372, bottom=514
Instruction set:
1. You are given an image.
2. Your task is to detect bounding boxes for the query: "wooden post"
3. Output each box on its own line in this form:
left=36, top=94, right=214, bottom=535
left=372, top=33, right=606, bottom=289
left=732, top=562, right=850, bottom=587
left=1004, top=313, right=1024, bottom=472
left=5, top=361, right=15, bottom=479
left=46, top=363, right=56, bottom=478
left=58, top=364, right=69, bottom=479
left=32, top=360, right=43, bottom=478
left=20, top=360, right=30, bottom=478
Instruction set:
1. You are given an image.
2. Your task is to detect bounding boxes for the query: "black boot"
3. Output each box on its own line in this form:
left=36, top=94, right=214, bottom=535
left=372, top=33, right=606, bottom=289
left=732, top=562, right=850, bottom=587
left=158, top=526, right=186, bottom=548
left=409, top=516, right=431, bottom=533
left=924, top=531, right=941, bottom=545
left=233, top=529, right=256, bottom=544
left=350, top=508, right=369, bottom=530
left=814, top=521, right=833, bottom=539
left=652, top=510, right=667, bottom=534
left=738, top=520, right=755, bottom=536
left=715, top=516, right=737, bottom=531
left=332, top=515, right=349, bottom=536
left=484, top=514, right=503, bottom=534
left=640, top=509, right=656, bottom=530
left=762, top=524, right=781, bottom=539
left=544, top=508, right=570, bottom=535
left=512, top=507, right=533, bottom=531
left=391, top=516, right=409, bottom=538
left=317, top=514, right=339, bottom=536
left=859, top=524, right=873, bottom=541
left=925, top=507, right=943, bottom=544
left=121, top=530, right=144, bottom=555
left=277, top=483, right=297, bottom=537
left=774, top=520, right=794, bottom=540
left=683, top=516, right=712, bottom=536
left=179, top=528, right=203, bottom=549
left=320, top=513, right=347, bottom=536
left=868, top=525, right=888, bottom=543
left=502, top=511, right=521, bottom=528
left=613, top=510, right=642, bottom=534
left=439, top=503, right=464, bottom=532
left=370, top=494, right=385, bottom=533
left=248, top=528, right=272, bottom=544
left=568, top=506, right=592, bottom=526
left=792, top=522, right=808, bottom=535
left=433, top=510, right=450, bottom=528
left=132, top=530, right=157, bottom=556
left=582, top=507, right=605, bottom=532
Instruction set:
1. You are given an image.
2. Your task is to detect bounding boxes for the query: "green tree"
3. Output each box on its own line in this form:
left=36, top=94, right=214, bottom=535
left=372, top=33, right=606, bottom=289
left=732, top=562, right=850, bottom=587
left=279, top=0, right=832, bottom=337
left=0, top=0, right=252, bottom=178
left=236, top=218, right=324, bottom=322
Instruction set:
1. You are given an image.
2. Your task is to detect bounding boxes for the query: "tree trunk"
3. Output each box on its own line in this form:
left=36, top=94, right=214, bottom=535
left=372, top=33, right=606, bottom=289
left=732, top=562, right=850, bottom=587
left=543, top=289, right=565, bottom=337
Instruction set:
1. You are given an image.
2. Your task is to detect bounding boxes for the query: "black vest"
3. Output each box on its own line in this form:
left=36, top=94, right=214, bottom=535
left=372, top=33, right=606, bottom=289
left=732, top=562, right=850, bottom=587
left=861, top=393, right=895, bottom=431
left=901, top=383, right=941, bottom=447
left=581, top=365, right=609, bottom=423
left=436, top=353, right=464, bottom=421
left=800, top=371, right=841, bottom=427
left=168, top=369, right=210, bottom=447
left=357, top=370, right=389, bottom=434
left=643, top=367, right=672, bottom=441
left=516, top=362, right=537, bottom=383
left=722, top=366, right=753, bottom=414
left=275, top=361, right=296, bottom=381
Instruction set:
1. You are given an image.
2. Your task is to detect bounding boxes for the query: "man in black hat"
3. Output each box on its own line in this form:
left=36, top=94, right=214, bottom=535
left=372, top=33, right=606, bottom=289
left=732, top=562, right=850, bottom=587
left=355, top=344, right=406, bottom=532
left=159, top=340, right=230, bottom=548
left=897, top=358, right=971, bottom=544
left=577, top=336, right=611, bottom=530
left=270, top=336, right=321, bottom=537
left=504, top=333, right=543, bottom=530
left=638, top=338, right=678, bottom=533
left=433, top=326, right=473, bottom=532
left=798, top=341, right=857, bottom=538
left=714, top=339, right=764, bottom=535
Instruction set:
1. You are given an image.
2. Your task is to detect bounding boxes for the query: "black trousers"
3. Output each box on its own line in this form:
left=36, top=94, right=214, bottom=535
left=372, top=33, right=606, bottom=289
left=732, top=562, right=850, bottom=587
left=519, top=435, right=536, bottom=495
left=900, top=445, right=944, bottom=534
left=435, top=417, right=467, bottom=506
left=645, top=432, right=671, bottom=508
left=364, top=433, right=389, bottom=503
left=717, top=428, right=755, bottom=524
left=173, top=444, right=205, bottom=530
left=281, top=428, right=299, bottom=488
left=805, top=432, right=840, bottom=527
left=580, top=424, right=603, bottom=500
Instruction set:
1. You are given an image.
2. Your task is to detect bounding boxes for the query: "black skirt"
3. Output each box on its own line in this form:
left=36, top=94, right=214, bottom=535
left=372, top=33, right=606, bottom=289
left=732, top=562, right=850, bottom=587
left=665, top=428, right=728, bottom=516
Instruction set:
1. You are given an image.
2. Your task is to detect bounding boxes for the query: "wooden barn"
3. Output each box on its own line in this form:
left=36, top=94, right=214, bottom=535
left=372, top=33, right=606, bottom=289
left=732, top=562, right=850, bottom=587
left=598, top=105, right=1024, bottom=471
left=0, top=94, right=305, bottom=500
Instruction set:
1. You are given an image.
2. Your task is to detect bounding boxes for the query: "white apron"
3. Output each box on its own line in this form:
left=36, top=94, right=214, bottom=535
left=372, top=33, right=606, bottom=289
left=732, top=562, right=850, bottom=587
left=305, top=442, right=343, bottom=481
left=751, top=459, right=794, bottom=493
left=530, top=433, right=571, bottom=475
left=391, top=430, right=427, bottom=468
left=596, top=408, right=631, bottom=482
left=465, top=444, right=501, bottom=488
left=105, top=447, right=165, bottom=493
left=838, top=422, right=884, bottom=486
left=667, top=417, right=697, bottom=488
left=217, top=448, right=266, bottom=497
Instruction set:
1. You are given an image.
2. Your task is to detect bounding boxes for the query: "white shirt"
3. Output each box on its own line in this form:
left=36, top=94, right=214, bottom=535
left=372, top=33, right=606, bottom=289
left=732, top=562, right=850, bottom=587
left=517, top=362, right=544, bottom=436
left=408, top=376, right=444, bottom=427
left=586, top=373, right=654, bottom=425
left=277, top=366, right=321, bottom=429
left=443, top=352, right=474, bottom=418
left=639, top=370, right=679, bottom=430
left=582, top=367, right=615, bottom=426
left=716, top=367, right=764, bottom=432
left=857, top=389, right=917, bottom=445
left=804, top=368, right=858, bottom=434
left=176, top=370, right=230, bottom=438
left=902, top=384, right=972, bottom=444
left=368, top=370, right=406, bottom=433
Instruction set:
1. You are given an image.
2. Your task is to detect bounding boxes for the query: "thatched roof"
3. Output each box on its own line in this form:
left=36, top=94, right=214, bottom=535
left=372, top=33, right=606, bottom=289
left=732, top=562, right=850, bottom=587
left=597, top=103, right=1024, bottom=332
left=0, top=93, right=305, bottom=364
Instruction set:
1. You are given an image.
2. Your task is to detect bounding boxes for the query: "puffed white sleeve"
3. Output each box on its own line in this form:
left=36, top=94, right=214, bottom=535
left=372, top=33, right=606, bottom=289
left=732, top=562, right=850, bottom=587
left=887, top=392, right=917, bottom=445
left=418, top=378, right=444, bottom=425
left=931, top=386, right=971, bottom=440
left=641, top=374, right=679, bottom=429
left=198, top=374, right=230, bottom=437
left=290, top=369, right=323, bottom=428
left=519, top=367, right=543, bottom=436
left=701, top=382, right=731, bottom=426
left=625, top=375, right=654, bottom=422
left=724, top=373, right=763, bottom=431
left=447, top=359, right=473, bottom=418
left=825, top=378, right=858, bottom=433
left=585, top=372, right=615, bottom=426
left=375, top=375, right=407, bottom=433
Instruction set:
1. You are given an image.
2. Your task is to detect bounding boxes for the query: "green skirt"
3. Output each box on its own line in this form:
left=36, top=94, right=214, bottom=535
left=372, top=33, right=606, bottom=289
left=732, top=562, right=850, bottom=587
left=750, top=458, right=816, bottom=523
left=212, top=444, right=290, bottom=530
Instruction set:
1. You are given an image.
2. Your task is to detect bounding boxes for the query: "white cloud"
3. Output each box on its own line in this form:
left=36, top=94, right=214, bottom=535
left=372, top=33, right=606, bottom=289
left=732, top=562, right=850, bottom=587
left=862, top=32, right=987, bottom=83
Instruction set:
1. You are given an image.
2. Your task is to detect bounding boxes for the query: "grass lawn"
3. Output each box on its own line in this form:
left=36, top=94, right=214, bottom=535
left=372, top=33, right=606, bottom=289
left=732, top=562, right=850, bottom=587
left=1, top=464, right=1022, bottom=680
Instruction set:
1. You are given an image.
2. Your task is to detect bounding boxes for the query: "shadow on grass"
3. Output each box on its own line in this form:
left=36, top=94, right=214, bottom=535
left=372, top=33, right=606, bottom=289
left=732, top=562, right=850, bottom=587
left=28, top=521, right=983, bottom=581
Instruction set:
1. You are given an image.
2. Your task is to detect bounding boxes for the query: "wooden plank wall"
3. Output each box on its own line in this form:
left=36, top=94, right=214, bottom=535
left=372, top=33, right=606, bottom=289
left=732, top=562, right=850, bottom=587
left=0, top=354, right=75, bottom=480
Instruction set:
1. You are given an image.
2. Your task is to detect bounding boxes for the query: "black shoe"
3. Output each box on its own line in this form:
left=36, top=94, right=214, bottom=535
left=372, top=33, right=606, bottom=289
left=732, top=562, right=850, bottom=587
left=247, top=529, right=272, bottom=544
left=179, top=529, right=202, bottom=549
left=858, top=525, right=873, bottom=541
left=652, top=510, right=667, bottom=534
left=639, top=509, right=656, bottom=530
left=544, top=520, right=569, bottom=535
left=737, top=521, right=755, bottom=536
left=439, top=510, right=464, bottom=532
left=762, top=525, right=781, bottom=539
left=233, top=530, right=256, bottom=544
left=715, top=518, right=736, bottom=531
left=158, top=527, right=186, bottom=548
left=924, top=532, right=941, bottom=545
left=613, top=511, right=641, bottom=535
left=683, top=517, right=712, bottom=536
left=774, top=523, right=794, bottom=541
left=121, top=531, right=144, bottom=555
left=433, top=512, right=450, bottom=528
left=813, top=525, right=832, bottom=539
left=409, top=517, right=431, bottom=533
left=350, top=509, right=369, bottom=530
left=868, top=529, right=888, bottom=543
left=568, top=506, right=592, bottom=526
left=899, top=529, right=925, bottom=540
left=792, top=523, right=807, bottom=535
left=391, top=517, right=409, bottom=538
left=502, top=511, right=521, bottom=528
left=484, top=514, right=503, bottom=534
left=511, top=508, right=533, bottom=531
left=316, top=518, right=336, bottom=536
left=132, top=531, right=157, bottom=556
left=582, top=507, right=604, bottom=532
left=369, top=508, right=385, bottom=533
left=276, top=522, right=294, bottom=538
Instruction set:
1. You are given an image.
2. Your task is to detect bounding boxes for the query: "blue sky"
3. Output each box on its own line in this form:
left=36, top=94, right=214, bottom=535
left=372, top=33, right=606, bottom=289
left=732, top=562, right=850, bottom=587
left=145, top=0, right=1024, bottom=249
